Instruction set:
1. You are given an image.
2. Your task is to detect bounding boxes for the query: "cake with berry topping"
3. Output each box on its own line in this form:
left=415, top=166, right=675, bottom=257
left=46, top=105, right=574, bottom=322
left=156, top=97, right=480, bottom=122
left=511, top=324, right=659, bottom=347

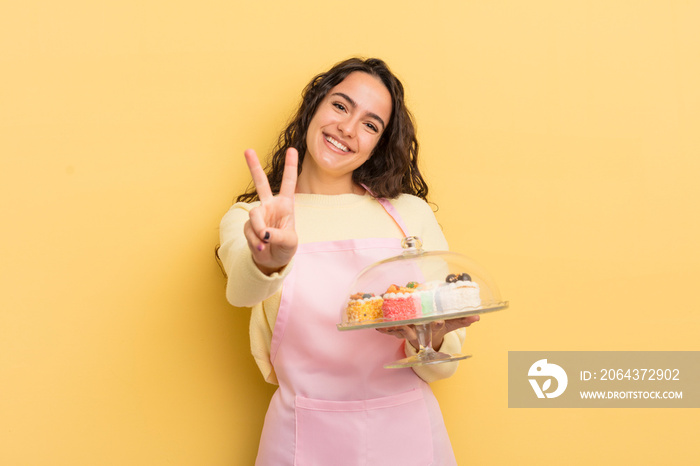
left=381, top=284, right=419, bottom=321
left=346, top=292, right=384, bottom=323
left=436, top=273, right=481, bottom=313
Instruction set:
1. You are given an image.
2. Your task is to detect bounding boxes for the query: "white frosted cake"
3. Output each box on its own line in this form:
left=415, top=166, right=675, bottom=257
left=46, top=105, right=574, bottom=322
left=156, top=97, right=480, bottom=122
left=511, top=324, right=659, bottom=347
left=436, top=273, right=481, bottom=313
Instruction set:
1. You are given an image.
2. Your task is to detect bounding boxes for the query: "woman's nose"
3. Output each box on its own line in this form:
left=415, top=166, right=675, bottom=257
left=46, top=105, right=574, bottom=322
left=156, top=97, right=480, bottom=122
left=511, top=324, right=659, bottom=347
left=338, top=117, right=356, bottom=137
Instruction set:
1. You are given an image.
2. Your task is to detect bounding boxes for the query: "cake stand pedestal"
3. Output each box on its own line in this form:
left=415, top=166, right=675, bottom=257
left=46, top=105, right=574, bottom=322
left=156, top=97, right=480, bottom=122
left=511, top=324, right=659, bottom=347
left=384, top=322, right=470, bottom=368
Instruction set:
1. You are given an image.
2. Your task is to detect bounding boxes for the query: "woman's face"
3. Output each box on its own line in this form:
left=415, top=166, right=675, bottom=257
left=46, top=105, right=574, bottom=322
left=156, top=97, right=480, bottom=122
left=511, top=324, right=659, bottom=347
left=303, top=71, right=392, bottom=187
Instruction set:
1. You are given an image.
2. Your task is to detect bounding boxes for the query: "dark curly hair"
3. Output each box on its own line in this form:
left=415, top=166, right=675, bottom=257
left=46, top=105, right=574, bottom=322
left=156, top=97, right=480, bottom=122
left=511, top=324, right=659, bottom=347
left=236, top=57, right=428, bottom=202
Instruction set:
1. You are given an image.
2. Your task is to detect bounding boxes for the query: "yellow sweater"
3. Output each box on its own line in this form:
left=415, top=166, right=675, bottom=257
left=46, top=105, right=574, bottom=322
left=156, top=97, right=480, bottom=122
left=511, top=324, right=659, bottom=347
left=218, top=192, right=466, bottom=384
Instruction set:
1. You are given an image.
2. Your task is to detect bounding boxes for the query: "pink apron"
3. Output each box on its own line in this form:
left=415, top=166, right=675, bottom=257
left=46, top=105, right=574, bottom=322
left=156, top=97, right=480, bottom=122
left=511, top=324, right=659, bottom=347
left=255, top=197, right=457, bottom=466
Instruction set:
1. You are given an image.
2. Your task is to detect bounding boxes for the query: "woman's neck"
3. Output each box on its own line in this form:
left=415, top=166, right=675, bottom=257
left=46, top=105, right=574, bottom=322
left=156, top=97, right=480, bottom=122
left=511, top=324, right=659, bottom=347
left=295, top=166, right=365, bottom=195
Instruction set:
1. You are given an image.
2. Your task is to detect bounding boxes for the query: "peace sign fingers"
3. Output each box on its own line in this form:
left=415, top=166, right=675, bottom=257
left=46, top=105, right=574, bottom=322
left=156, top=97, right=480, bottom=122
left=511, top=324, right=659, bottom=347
left=244, top=149, right=273, bottom=203
left=279, top=147, right=299, bottom=199
left=241, top=147, right=299, bottom=275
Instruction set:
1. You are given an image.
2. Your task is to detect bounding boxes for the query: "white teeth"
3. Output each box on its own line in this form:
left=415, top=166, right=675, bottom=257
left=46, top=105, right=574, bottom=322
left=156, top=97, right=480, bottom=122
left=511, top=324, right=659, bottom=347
left=325, top=135, right=349, bottom=152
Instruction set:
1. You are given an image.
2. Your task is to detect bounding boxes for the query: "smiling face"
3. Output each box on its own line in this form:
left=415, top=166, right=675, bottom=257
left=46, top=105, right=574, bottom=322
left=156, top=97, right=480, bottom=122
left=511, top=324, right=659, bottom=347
left=300, top=71, right=393, bottom=194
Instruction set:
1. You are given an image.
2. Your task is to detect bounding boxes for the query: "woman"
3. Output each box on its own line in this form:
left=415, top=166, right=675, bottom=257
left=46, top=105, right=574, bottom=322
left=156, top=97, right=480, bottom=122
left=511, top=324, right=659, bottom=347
left=218, top=58, right=479, bottom=465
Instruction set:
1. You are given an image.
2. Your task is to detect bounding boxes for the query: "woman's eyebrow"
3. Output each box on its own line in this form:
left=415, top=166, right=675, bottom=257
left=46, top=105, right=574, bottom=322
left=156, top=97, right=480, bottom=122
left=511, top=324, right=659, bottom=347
left=331, top=92, right=386, bottom=130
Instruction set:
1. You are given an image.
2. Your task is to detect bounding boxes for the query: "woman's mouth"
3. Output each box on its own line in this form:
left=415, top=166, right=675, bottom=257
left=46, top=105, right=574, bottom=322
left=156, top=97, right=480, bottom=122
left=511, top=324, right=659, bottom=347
left=325, top=135, right=350, bottom=153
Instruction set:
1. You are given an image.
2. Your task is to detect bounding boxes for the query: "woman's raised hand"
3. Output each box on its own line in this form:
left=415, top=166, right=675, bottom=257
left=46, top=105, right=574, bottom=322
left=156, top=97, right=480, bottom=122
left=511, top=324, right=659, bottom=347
left=243, top=148, right=299, bottom=275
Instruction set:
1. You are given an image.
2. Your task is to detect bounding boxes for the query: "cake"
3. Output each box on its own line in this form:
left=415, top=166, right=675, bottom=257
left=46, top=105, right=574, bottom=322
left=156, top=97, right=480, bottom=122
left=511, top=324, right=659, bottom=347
left=346, top=293, right=384, bottom=323
left=436, top=273, right=481, bottom=313
left=414, top=280, right=441, bottom=316
left=346, top=273, right=481, bottom=323
left=381, top=284, right=419, bottom=321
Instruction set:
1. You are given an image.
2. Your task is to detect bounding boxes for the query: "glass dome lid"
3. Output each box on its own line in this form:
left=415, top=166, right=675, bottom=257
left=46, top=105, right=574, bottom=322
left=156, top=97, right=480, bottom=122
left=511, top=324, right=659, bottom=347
left=338, top=236, right=509, bottom=368
left=338, top=236, right=508, bottom=330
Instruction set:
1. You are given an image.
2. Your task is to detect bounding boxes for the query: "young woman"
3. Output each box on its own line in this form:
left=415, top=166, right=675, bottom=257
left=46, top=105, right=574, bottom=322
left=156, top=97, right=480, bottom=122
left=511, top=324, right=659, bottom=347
left=218, top=58, right=479, bottom=465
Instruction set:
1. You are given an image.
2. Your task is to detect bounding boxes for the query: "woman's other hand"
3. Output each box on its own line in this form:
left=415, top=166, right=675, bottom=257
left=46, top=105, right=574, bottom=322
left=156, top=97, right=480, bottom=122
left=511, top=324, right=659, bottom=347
left=243, top=148, right=299, bottom=275
left=376, top=315, right=480, bottom=350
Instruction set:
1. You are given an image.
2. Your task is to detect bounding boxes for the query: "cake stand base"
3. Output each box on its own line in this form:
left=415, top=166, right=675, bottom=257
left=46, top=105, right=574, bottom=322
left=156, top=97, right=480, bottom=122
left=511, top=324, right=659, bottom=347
left=383, top=323, right=473, bottom=368
left=384, top=349, right=472, bottom=368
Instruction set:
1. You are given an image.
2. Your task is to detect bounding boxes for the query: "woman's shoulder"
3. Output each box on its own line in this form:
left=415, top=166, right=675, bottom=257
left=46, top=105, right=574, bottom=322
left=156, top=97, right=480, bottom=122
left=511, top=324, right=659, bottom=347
left=389, top=194, right=448, bottom=250
left=222, top=200, right=260, bottom=217
left=387, top=194, right=437, bottom=226
left=220, top=201, right=261, bottom=232
left=389, top=193, right=436, bottom=215
left=229, top=200, right=260, bottom=211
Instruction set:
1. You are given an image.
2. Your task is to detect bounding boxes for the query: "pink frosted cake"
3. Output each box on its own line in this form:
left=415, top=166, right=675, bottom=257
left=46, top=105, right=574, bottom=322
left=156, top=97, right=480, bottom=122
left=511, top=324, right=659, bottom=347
left=381, top=284, right=419, bottom=321
left=436, top=273, right=481, bottom=313
left=346, top=293, right=384, bottom=323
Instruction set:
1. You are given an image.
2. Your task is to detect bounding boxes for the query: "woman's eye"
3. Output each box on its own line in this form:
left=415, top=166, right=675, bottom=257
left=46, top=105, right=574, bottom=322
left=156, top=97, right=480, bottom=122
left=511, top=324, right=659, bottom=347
left=333, top=102, right=346, bottom=112
left=365, top=122, right=378, bottom=132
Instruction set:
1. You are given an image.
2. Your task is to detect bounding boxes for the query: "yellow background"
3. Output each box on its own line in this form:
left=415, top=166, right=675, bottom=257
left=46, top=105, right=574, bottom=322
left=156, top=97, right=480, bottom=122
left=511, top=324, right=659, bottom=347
left=2, top=1, right=698, bottom=464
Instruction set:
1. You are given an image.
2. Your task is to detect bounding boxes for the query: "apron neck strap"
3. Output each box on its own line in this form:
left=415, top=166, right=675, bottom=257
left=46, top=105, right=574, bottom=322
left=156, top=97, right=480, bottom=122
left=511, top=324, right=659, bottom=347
left=360, top=184, right=411, bottom=238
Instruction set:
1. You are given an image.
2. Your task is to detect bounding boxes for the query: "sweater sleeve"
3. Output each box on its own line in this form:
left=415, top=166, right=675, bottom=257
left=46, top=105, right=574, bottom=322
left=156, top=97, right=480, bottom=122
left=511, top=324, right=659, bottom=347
left=218, top=202, right=293, bottom=307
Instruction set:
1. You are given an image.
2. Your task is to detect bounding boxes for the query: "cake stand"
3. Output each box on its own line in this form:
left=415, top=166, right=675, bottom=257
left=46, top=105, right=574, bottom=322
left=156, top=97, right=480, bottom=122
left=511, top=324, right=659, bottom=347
left=337, top=236, right=509, bottom=368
